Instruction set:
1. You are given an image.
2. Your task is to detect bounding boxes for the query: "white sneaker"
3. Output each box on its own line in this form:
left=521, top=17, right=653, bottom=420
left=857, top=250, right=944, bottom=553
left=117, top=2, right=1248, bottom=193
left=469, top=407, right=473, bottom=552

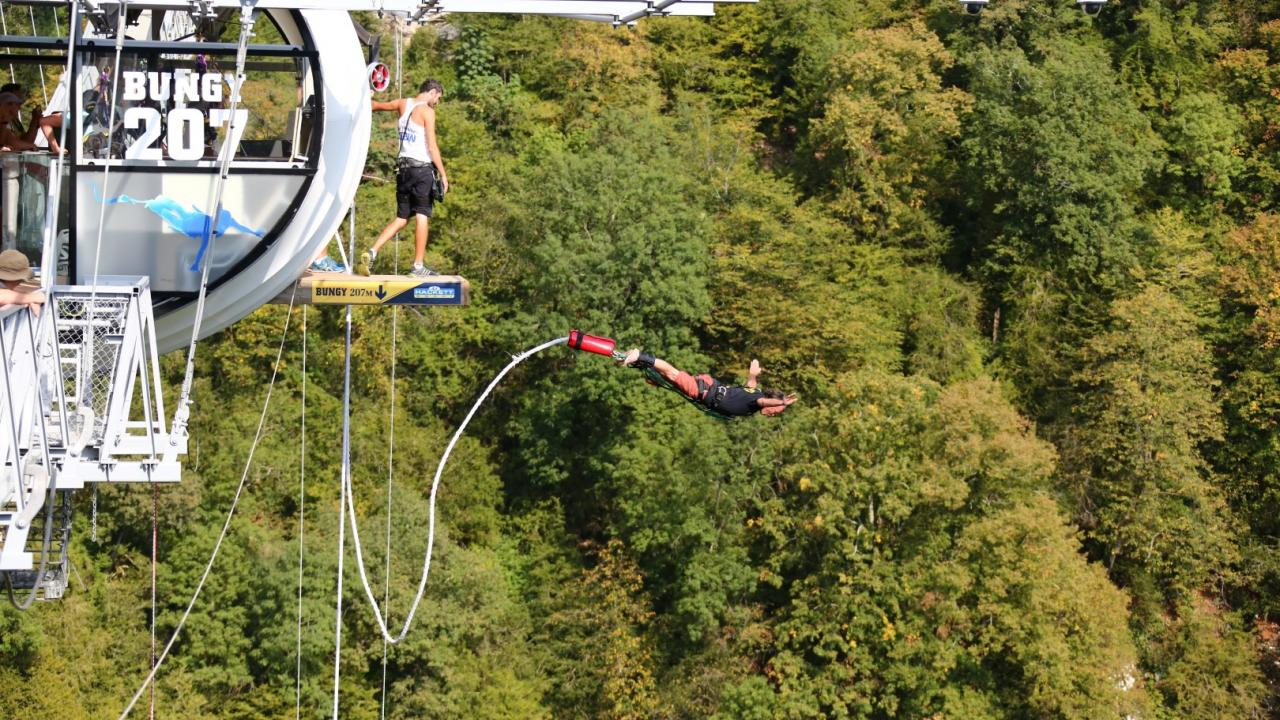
left=359, top=250, right=376, bottom=276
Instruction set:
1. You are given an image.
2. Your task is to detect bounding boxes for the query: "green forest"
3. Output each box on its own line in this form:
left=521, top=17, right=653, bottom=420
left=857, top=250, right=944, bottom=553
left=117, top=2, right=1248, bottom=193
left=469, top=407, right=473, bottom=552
left=4, top=0, right=1280, bottom=716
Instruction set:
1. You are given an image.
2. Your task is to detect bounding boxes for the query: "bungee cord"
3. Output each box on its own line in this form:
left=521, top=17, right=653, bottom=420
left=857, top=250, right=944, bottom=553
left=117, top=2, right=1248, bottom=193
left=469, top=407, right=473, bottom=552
left=339, top=336, right=569, bottom=645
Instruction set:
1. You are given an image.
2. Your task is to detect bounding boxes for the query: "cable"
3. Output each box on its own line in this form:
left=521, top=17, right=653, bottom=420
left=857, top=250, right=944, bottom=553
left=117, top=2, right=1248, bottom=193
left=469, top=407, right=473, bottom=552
left=331, top=207, right=358, bottom=719
left=26, top=6, right=48, bottom=105
left=379, top=19, right=405, bottom=718
left=341, top=336, right=569, bottom=644
left=150, top=484, right=158, bottom=719
left=295, top=304, right=307, bottom=720
left=1, top=5, right=14, bottom=83
left=28, top=7, right=48, bottom=106
left=116, top=290, right=298, bottom=720
left=172, top=7, right=258, bottom=439
left=40, top=1, right=75, bottom=284
left=83, top=1, right=131, bottom=404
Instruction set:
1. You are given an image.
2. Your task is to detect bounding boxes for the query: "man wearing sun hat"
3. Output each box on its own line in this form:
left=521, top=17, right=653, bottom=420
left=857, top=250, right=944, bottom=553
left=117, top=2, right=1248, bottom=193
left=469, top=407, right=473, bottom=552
left=0, top=249, right=45, bottom=314
left=0, top=91, right=41, bottom=152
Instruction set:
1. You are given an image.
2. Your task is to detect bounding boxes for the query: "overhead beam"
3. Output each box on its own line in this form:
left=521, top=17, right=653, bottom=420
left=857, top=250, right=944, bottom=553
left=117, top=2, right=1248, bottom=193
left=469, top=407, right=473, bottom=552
left=14, top=0, right=751, bottom=18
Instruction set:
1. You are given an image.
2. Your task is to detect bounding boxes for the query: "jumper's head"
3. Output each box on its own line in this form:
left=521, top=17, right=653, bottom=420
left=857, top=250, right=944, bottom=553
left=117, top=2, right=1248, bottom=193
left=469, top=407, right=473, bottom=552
left=418, top=79, right=444, bottom=107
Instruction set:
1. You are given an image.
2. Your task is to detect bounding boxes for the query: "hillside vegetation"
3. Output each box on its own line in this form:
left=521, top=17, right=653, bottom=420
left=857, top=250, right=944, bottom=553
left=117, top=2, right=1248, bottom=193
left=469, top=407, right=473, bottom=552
left=3, top=2, right=1280, bottom=717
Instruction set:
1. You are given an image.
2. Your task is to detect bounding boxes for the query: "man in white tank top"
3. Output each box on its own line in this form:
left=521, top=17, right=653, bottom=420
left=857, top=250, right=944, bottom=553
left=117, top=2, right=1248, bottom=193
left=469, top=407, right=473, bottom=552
left=361, top=79, right=448, bottom=278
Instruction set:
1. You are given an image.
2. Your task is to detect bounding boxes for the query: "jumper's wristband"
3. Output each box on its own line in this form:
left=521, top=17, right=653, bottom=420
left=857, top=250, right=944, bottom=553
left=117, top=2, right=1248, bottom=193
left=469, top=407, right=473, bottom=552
left=632, top=352, right=656, bottom=371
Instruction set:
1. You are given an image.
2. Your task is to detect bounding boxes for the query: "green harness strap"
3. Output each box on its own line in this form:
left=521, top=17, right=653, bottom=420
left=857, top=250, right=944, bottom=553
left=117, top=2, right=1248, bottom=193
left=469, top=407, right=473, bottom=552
left=641, top=368, right=734, bottom=421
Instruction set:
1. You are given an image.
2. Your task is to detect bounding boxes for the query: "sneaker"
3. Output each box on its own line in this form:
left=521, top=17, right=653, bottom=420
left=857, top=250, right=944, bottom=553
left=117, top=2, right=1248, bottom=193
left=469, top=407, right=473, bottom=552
left=409, top=264, right=437, bottom=278
left=359, top=250, right=376, bottom=276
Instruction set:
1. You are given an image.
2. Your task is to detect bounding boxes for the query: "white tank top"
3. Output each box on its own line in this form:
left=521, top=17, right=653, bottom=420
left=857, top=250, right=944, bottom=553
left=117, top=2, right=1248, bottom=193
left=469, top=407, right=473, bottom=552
left=397, top=99, right=431, bottom=163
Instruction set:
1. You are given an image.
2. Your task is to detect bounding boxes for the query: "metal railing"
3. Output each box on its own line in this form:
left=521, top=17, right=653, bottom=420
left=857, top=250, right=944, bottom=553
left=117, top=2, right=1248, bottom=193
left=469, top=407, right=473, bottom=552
left=0, top=277, right=184, bottom=593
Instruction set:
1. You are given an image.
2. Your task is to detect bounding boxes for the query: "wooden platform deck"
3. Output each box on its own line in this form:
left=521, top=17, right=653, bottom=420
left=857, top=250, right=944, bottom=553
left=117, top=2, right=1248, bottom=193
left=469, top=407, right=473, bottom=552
left=271, top=271, right=470, bottom=306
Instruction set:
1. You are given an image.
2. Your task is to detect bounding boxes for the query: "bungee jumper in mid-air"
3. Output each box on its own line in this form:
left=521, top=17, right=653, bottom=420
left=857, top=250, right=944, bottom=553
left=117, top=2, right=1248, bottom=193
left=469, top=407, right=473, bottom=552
left=567, top=331, right=798, bottom=419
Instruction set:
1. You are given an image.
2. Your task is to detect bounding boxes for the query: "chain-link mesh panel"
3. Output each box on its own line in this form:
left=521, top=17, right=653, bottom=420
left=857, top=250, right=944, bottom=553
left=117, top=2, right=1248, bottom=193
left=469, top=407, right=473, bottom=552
left=54, top=296, right=131, bottom=445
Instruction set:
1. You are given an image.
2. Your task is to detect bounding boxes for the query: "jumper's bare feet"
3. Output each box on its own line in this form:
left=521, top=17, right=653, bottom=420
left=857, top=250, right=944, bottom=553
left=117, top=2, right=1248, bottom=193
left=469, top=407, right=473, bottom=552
left=620, top=348, right=640, bottom=366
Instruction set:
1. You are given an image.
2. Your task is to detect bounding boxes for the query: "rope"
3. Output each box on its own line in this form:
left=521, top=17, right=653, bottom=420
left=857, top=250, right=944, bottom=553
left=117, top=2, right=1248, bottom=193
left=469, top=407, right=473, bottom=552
left=29, top=7, right=48, bottom=106
left=150, top=484, right=158, bottom=719
left=1, top=5, right=14, bottom=83
left=116, top=289, right=298, bottom=720
left=295, top=304, right=307, bottom=720
left=330, top=207, right=358, bottom=719
left=172, top=7, right=258, bottom=439
left=341, top=336, right=569, bottom=645
left=379, top=20, right=405, bottom=718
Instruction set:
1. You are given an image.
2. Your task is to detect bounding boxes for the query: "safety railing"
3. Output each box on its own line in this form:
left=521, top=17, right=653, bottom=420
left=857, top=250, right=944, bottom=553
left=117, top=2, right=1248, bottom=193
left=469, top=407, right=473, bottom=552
left=0, top=277, right=184, bottom=583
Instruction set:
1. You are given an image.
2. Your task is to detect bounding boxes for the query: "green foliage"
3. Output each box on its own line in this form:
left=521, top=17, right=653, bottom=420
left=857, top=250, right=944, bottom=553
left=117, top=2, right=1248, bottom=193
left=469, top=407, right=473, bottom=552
left=13, top=6, right=1280, bottom=718
left=956, top=39, right=1159, bottom=299
left=1145, top=598, right=1269, bottom=718
left=799, top=21, right=971, bottom=255
left=1067, top=286, right=1239, bottom=597
left=934, top=497, right=1149, bottom=719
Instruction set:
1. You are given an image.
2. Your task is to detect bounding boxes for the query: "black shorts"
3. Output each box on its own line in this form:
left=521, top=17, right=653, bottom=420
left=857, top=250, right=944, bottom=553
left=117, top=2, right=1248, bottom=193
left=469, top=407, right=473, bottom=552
left=396, top=163, right=436, bottom=219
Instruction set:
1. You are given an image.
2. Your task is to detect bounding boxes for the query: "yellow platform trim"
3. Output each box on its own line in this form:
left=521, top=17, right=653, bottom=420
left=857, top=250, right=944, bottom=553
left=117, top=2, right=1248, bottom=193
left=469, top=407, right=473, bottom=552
left=272, top=272, right=470, bottom=306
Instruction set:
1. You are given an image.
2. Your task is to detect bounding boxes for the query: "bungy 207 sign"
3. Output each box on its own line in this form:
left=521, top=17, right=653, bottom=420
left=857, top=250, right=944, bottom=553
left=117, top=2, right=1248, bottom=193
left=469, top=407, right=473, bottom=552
left=119, top=70, right=249, bottom=161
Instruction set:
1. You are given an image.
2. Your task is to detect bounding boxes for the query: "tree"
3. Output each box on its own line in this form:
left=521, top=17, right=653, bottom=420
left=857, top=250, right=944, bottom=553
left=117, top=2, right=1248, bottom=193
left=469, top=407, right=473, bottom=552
left=800, top=21, right=971, bottom=257
left=1067, top=286, right=1239, bottom=597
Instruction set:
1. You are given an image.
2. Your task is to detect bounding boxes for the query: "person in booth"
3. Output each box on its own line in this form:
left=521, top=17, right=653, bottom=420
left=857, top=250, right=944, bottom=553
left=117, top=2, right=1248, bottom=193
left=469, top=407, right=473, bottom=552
left=0, top=250, right=45, bottom=314
left=0, top=85, right=59, bottom=153
left=361, top=78, right=448, bottom=278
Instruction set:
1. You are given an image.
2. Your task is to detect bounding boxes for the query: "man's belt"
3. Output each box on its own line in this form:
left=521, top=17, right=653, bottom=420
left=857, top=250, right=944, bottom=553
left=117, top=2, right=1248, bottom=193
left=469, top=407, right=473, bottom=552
left=397, top=158, right=432, bottom=169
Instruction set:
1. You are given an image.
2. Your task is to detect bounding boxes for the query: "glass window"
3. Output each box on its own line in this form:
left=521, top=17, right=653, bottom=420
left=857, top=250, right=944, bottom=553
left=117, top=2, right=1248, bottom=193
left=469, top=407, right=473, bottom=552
left=75, top=13, right=316, bottom=166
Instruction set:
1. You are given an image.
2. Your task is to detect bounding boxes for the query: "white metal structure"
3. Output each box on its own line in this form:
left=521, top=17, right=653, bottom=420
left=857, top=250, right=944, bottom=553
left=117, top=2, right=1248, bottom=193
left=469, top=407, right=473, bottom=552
left=6, top=0, right=753, bottom=354
left=0, top=277, right=179, bottom=587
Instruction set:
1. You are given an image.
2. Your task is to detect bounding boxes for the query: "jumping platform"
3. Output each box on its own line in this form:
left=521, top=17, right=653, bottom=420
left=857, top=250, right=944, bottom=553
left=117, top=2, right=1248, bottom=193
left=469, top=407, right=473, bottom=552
left=272, top=272, right=471, bottom=306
